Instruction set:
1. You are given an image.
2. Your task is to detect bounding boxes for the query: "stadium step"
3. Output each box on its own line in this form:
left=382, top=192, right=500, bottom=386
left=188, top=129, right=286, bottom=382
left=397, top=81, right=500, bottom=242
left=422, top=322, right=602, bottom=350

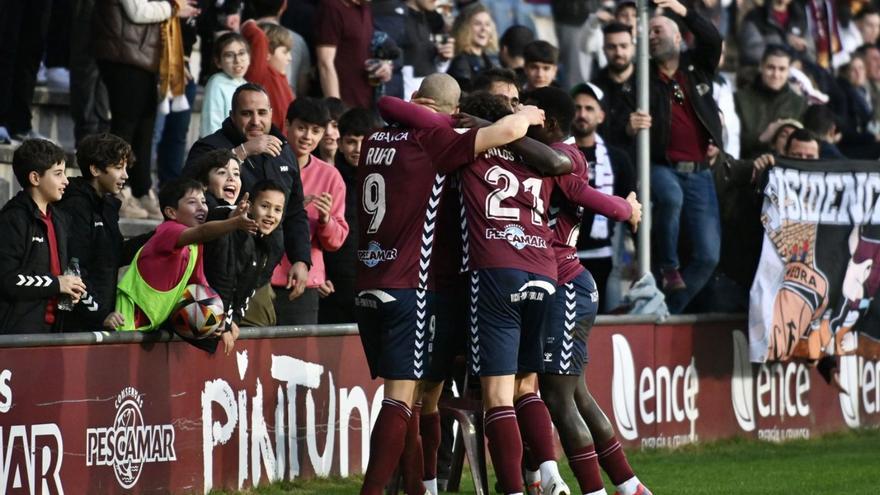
left=0, top=84, right=205, bottom=211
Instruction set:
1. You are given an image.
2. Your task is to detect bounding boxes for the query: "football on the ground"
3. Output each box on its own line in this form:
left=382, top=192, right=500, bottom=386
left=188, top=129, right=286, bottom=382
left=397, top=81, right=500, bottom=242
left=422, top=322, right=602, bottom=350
left=170, top=284, right=224, bottom=340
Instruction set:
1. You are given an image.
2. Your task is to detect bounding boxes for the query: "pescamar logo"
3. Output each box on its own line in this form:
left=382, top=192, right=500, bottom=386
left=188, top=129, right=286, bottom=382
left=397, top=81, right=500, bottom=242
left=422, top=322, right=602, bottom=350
left=730, top=331, right=811, bottom=441
left=485, top=224, right=547, bottom=250
left=611, top=334, right=699, bottom=447
left=358, top=241, right=398, bottom=267
left=85, top=387, right=177, bottom=489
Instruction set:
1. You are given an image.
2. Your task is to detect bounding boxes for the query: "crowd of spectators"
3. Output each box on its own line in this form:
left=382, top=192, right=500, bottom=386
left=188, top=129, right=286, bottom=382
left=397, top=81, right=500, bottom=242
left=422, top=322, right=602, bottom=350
left=1, top=0, right=880, bottom=340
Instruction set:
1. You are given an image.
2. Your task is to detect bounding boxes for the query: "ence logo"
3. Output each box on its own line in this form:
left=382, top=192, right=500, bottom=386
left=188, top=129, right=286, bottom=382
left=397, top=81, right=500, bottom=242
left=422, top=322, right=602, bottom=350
left=85, top=387, right=177, bottom=489
left=837, top=354, right=880, bottom=428
left=731, top=331, right=811, bottom=440
left=611, top=335, right=699, bottom=444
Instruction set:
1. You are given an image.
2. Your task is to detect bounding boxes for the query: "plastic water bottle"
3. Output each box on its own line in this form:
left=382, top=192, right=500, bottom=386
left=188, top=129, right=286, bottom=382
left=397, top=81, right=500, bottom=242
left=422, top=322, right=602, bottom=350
left=57, top=258, right=81, bottom=311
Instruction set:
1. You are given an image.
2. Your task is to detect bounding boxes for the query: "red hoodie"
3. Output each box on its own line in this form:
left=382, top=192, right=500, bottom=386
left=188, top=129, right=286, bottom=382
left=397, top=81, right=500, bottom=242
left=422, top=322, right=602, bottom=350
left=242, top=20, right=295, bottom=130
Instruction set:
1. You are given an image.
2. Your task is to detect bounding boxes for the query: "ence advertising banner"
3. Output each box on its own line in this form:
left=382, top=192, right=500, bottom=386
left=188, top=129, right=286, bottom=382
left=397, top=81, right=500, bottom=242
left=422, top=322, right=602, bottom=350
left=1, top=321, right=879, bottom=494
left=749, top=159, right=880, bottom=364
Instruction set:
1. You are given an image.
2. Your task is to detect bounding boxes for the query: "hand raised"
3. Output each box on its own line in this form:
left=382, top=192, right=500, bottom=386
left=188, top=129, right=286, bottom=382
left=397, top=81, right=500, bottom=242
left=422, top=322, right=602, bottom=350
left=233, top=192, right=258, bottom=233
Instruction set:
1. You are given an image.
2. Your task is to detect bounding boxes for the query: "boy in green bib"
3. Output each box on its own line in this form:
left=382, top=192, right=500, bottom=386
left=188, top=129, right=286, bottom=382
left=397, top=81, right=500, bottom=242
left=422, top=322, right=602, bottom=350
left=116, top=179, right=257, bottom=354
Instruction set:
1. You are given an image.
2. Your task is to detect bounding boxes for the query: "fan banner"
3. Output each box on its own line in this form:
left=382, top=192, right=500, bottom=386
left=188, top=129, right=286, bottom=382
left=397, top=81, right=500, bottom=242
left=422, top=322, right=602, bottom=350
left=748, top=158, right=880, bottom=364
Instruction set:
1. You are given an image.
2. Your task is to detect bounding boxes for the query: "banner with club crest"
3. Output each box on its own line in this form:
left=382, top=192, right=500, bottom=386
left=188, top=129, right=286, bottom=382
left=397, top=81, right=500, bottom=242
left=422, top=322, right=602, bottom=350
left=749, top=158, right=880, bottom=363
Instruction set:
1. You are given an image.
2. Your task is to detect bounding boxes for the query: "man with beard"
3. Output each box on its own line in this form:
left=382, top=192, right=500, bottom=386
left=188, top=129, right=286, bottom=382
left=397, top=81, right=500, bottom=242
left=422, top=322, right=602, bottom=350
left=591, top=22, right=638, bottom=156
left=735, top=45, right=807, bottom=159
left=571, top=83, right=636, bottom=312
left=184, top=84, right=311, bottom=307
left=644, top=0, right=723, bottom=313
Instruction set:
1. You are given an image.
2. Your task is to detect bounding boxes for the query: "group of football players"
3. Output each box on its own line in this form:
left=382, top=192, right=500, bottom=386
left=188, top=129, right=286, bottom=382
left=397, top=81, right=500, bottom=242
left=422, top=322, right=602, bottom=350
left=353, top=72, right=649, bottom=495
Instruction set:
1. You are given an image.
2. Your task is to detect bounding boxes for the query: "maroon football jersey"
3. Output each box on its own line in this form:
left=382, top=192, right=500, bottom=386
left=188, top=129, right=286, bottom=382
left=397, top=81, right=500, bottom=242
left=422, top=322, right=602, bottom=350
left=459, top=146, right=557, bottom=281
left=549, top=142, right=590, bottom=284
left=432, top=173, right=467, bottom=291
left=356, top=126, right=478, bottom=290
left=550, top=141, right=633, bottom=284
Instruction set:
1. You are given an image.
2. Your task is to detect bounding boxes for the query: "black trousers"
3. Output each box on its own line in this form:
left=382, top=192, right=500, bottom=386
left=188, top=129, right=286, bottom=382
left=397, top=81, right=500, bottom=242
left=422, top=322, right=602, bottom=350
left=46, top=0, right=70, bottom=68
left=0, top=0, right=51, bottom=133
left=580, top=257, right=613, bottom=314
left=274, top=287, right=320, bottom=326
left=99, top=61, right=157, bottom=197
left=318, top=276, right=356, bottom=324
left=70, top=0, right=110, bottom=144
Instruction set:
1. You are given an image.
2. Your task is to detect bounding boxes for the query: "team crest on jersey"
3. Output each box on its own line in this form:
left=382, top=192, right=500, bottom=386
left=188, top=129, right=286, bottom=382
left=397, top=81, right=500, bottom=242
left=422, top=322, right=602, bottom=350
left=358, top=241, right=398, bottom=267
left=485, top=224, right=547, bottom=250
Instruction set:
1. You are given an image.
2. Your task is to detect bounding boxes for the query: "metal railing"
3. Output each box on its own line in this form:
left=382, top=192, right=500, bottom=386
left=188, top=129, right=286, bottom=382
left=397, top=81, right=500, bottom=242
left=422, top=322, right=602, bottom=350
left=0, top=313, right=745, bottom=348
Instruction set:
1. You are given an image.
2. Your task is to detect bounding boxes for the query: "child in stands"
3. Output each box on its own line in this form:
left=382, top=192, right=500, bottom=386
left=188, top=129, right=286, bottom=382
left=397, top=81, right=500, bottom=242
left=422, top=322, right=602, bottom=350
left=241, top=19, right=295, bottom=130
left=316, top=97, right=346, bottom=163
left=57, top=133, right=132, bottom=331
left=193, top=148, right=242, bottom=210
left=319, top=107, right=379, bottom=324
left=271, top=97, right=348, bottom=325
left=0, top=139, right=84, bottom=334
left=204, top=179, right=286, bottom=331
left=201, top=32, right=251, bottom=137
left=115, top=178, right=257, bottom=354
left=523, top=40, right=560, bottom=91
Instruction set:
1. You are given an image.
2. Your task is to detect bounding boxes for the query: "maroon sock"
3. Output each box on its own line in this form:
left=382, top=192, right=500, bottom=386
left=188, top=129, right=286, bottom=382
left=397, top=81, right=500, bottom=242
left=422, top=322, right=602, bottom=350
left=485, top=406, right=524, bottom=494
left=401, top=404, right=425, bottom=495
left=596, top=437, right=635, bottom=485
left=420, top=411, right=441, bottom=480
left=514, top=393, right=557, bottom=464
left=361, top=399, right=411, bottom=495
left=566, top=444, right=604, bottom=493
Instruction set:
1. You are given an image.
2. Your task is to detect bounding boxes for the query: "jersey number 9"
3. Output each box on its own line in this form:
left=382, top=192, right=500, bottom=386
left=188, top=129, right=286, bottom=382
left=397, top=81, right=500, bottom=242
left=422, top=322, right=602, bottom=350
left=363, top=173, right=386, bottom=234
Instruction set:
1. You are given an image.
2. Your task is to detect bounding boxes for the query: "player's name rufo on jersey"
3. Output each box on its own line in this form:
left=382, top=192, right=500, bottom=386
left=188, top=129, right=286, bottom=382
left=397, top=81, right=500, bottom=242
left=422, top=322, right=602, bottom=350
left=767, top=165, right=880, bottom=225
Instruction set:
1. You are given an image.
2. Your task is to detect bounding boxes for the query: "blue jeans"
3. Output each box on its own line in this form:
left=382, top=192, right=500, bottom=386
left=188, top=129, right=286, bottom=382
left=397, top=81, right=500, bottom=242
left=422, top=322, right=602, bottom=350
left=483, top=0, right=551, bottom=40
left=153, top=79, right=196, bottom=187
left=650, top=166, right=720, bottom=313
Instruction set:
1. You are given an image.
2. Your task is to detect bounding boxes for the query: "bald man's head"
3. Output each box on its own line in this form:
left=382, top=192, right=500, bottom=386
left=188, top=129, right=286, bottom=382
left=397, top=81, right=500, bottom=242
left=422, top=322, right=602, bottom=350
left=649, top=15, right=681, bottom=62
left=415, top=74, right=462, bottom=114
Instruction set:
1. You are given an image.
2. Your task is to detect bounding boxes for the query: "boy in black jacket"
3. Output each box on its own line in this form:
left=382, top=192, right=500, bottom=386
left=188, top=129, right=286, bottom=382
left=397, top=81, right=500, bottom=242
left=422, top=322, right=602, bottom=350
left=0, top=139, right=86, bottom=334
left=319, top=108, right=377, bottom=324
left=204, top=180, right=285, bottom=330
left=57, top=133, right=132, bottom=331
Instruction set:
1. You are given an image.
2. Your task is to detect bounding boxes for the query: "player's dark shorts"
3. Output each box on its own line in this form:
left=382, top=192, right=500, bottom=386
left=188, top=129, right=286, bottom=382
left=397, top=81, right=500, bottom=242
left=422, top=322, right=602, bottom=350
left=543, top=271, right=599, bottom=375
left=356, top=288, right=435, bottom=380
left=467, top=268, right=556, bottom=377
left=425, top=285, right=468, bottom=382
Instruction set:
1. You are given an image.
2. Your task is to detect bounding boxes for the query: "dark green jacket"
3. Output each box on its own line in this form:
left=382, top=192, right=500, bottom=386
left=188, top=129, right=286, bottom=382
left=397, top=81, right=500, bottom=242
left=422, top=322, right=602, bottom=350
left=735, top=79, right=807, bottom=159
